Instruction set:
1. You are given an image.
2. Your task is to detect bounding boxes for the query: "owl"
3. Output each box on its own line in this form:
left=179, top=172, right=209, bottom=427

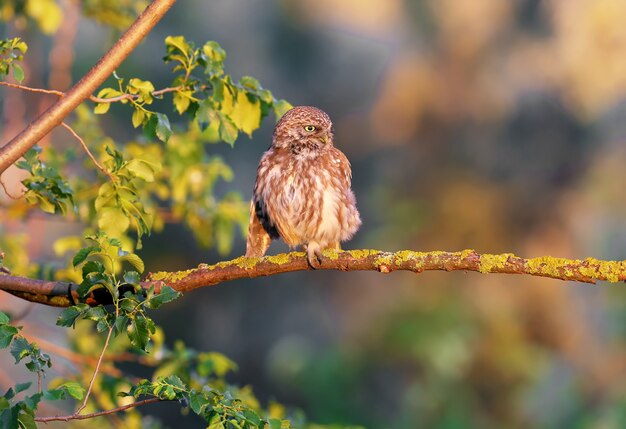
left=245, top=106, right=361, bottom=266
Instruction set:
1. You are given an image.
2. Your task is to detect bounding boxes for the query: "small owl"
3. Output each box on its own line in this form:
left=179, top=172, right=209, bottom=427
left=245, top=106, right=361, bottom=266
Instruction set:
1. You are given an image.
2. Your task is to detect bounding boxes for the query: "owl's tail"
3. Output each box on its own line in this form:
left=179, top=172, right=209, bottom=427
left=245, top=200, right=272, bottom=258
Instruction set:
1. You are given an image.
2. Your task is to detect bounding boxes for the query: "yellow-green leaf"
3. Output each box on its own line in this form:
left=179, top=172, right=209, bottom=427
left=98, top=207, right=130, bottom=236
left=94, top=103, right=110, bottom=115
left=132, top=109, right=145, bottom=128
left=230, top=91, right=261, bottom=137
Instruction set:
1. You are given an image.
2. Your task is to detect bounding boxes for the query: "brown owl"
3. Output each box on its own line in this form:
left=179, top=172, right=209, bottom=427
left=245, top=106, right=361, bottom=266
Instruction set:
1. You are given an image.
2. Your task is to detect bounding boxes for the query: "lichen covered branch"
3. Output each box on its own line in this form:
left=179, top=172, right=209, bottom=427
left=1, top=249, right=625, bottom=307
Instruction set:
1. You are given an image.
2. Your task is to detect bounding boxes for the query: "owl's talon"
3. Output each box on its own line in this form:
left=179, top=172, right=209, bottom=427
left=306, top=246, right=324, bottom=269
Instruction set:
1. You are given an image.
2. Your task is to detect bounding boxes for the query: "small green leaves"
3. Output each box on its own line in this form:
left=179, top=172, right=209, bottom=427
left=16, top=146, right=75, bottom=215
left=0, top=313, right=19, bottom=349
left=57, top=304, right=90, bottom=328
left=0, top=37, right=28, bottom=83
left=127, top=314, right=154, bottom=350
left=51, top=382, right=85, bottom=401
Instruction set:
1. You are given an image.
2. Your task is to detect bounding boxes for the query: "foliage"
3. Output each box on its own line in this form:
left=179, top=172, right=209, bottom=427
left=0, top=311, right=85, bottom=429
left=0, top=239, right=352, bottom=427
left=0, top=36, right=27, bottom=83
left=2, top=33, right=290, bottom=254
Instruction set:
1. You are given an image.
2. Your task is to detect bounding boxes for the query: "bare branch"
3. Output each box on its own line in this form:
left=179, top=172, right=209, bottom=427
left=0, top=0, right=177, bottom=174
left=0, top=173, right=25, bottom=200
left=0, top=81, right=65, bottom=97
left=75, top=313, right=116, bottom=414
left=35, top=398, right=162, bottom=423
left=1, top=249, right=626, bottom=307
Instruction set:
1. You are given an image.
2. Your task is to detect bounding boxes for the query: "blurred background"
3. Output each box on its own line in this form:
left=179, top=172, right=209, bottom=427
left=3, top=0, right=626, bottom=428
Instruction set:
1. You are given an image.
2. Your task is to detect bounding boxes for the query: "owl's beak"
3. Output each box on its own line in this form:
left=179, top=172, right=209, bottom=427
left=321, top=134, right=329, bottom=145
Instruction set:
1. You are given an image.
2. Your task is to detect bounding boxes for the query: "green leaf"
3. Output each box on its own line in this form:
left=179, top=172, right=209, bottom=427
left=165, top=35, right=192, bottom=56
left=119, top=254, right=145, bottom=273
left=123, top=271, right=140, bottom=285
left=9, top=337, right=30, bottom=364
left=72, top=246, right=97, bottom=268
left=0, top=325, right=19, bottom=349
left=268, top=419, right=282, bottom=429
left=126, top=159, right=159, bottom=182
left=239, top=76, right=260, bottom=91
left=217, top=112, right=238, bottom=145
left=145, top=286, right=181, bottom=309
left=56, top=304, right=89, bottom=327
left=82, top=260, right=105, bottom=277
left=188, top=391, right=207, bottom=415
left=243, top=409, right=261, bottom=426
left=0, top=312, right=9, bottom=325
left=197, top=352, right=238, bottom=377
left=273, top=100, right=293, bottom=120
left=58, top=382, right=85, bottom=400
left=154, top=113, right=172, bottom=143
left=127, top=315, right=151, bottom=350
left=18, top=410, right=36, bottom=429
left=12, top=64, right=24, bottom=83
left=13, top=383, right=31, bottom=395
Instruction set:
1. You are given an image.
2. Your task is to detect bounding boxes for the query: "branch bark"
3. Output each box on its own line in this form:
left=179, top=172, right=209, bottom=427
left=1, top=249, right=625, bottom=307
left=0, top=0, right=177, bottom=174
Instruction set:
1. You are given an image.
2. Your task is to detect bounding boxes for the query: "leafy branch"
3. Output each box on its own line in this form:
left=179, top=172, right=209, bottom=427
left=0, top=0, right=177, bottom=174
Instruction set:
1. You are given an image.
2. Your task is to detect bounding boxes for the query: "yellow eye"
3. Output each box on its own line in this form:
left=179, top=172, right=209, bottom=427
left=304, top=125, right=316, bottom=132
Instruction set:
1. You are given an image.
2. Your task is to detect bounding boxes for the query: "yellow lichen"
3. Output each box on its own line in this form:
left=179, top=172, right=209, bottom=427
left=322, top=248, right=341, bottom=260
left=526, top=256, right=573, bottom=277
left=232, top=256, right=259, bottom=270
left=148, top=271, right=171, bottom=282
left=374, top=253, right=394, bottom=267
left=265, top=252, right=298, bottom=265
left=478, top=253, right=515, bottom=273
left=346, top=249, right=378, bottom=259
left=459, top=249, right=476, bottom=259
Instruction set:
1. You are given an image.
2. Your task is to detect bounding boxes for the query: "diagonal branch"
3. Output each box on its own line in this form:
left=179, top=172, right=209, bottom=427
left=0, top=0, right=177, bottom=174
left=1, top=249, right=626, bottom=307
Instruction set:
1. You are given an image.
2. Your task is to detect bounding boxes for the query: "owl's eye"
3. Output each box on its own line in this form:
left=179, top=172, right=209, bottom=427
left=304, top=125, right=316, bottom=132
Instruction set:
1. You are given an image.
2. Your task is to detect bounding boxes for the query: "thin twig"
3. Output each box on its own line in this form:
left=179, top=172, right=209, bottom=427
left=60, top=122, right=115, bottom=181
left=75, top=313, right=116, bottom=415
left=90, top=85, right=183, bottom=103
left=0, top=80, right=184, bottom=104
left=0, top=81, right=65, bottom=97
left=22, top=332, right=125, bottom=378
left=35, top=397, right=162, bottom=422
left=0, top=173, right=25, bottom=200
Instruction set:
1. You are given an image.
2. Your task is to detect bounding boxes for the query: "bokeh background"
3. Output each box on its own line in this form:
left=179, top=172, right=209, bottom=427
left=3, top=0, right=626, bottom=428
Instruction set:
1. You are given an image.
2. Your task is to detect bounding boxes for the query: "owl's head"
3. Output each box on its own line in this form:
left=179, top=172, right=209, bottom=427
left=272, top=106, right=334, bottom=152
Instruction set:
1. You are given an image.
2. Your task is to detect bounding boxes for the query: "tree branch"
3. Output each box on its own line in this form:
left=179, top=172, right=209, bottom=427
left=1, top=249, right=625, bottom=307
left=0, top=0, right=177, bottom=174
left=34, top=397, right=162, bottom=422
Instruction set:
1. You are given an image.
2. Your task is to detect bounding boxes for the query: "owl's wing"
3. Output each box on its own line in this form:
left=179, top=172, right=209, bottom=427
left=245, top=197, right=279, bottom=257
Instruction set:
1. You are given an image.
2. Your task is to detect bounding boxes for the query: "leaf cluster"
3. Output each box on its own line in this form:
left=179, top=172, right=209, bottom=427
left=0, top=312, right=85, bottom=429
left=0, top=37, right=27, bottom=83
left=16, top=146, right=75, bottom=215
